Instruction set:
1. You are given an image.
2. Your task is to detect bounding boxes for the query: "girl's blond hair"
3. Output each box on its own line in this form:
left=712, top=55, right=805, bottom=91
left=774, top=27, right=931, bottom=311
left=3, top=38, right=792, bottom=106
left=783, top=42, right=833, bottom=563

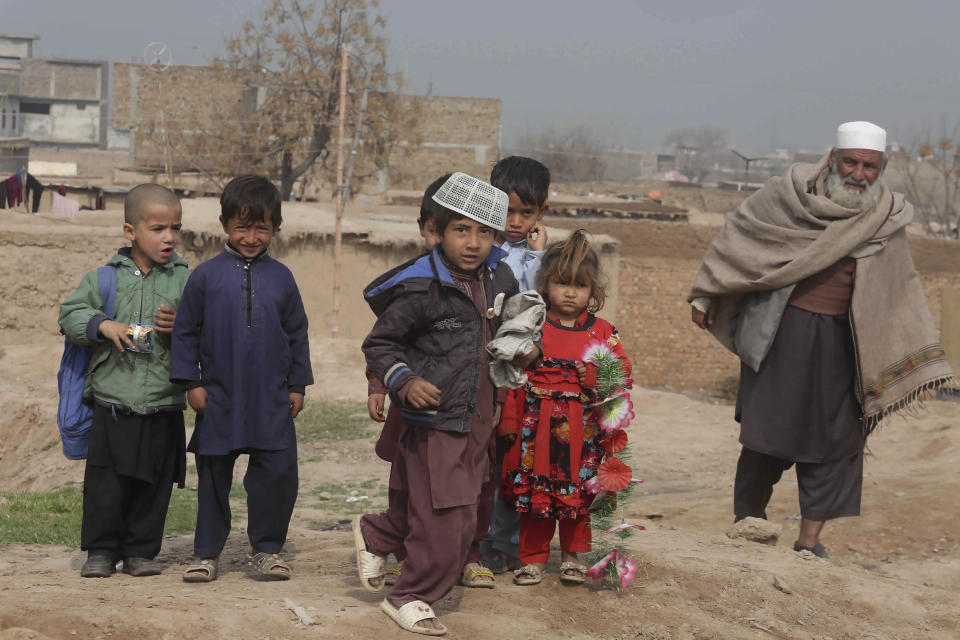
left=536, top=229, right=606, bottom=313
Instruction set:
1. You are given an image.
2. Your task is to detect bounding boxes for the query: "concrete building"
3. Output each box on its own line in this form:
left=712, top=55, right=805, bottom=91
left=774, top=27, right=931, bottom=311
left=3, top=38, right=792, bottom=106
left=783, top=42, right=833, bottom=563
left=0, top=34, right=109, bottom=148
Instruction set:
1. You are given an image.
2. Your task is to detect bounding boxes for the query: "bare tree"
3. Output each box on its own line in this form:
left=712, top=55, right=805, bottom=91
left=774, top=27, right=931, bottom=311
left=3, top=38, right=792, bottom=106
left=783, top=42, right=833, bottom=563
left=137, top=0, right=418, bottom=201
left=895, top=122, right=960, bottom=238
left=510, top=125, right=607, bottom=183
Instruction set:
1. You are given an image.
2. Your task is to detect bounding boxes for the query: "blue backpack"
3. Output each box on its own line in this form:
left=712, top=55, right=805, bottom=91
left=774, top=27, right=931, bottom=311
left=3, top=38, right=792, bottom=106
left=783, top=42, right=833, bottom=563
left=57, top=265, right=117, bottom=460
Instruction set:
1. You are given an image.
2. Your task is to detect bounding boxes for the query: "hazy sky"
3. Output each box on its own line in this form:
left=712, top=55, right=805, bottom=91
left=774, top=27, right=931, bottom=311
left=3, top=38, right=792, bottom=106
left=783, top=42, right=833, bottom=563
left=6, top=0, right=960, bottom=152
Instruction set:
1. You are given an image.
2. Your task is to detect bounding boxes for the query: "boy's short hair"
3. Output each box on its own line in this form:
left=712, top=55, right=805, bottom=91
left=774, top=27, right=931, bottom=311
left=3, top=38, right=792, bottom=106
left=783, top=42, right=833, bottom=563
left=221, top=175, right=282, bottom=229
left=420, top=173, right=452, bottom=223
left=124, top=184, right=180, bottom=225
left=431, top=205, right=466, bottom=236
left=490, top=156, right=550, bottom=207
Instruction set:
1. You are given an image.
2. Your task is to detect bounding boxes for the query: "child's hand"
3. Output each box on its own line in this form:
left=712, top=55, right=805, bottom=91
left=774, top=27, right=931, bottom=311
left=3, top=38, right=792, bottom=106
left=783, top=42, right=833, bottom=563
left=368, top=393, right=386, bottom=422
left=577, top=362, right=599, bottom=388
left=512, top=344, right=541, bottom=370
left=502, top=433, right=517, bottom=445
left=406, top=379, right=441, bottom=409
left=154, top=304, right=176, bottom=334
left=527, top=223, right=547, bottom=251
left=188, top=387, right=208, bottom=413
left=290, top=392, right=305, bottom=418
left=98, top=319, right=135, bottom=351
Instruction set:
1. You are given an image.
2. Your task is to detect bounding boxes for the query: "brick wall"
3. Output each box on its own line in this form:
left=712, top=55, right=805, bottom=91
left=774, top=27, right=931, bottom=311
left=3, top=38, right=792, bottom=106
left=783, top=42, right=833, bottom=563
left=406, top=95, right=500, bottom=145
left=393, top=95, right=500, bottom=189
left=111, top=62, right=500, bottom=191
left=19, top=59, right=102, bottom=101
left=616, top=254, right=960, bottom=397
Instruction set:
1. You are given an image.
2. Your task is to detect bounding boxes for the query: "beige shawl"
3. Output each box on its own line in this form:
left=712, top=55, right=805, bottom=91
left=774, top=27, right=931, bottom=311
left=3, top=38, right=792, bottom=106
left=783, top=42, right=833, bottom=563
left=689, top=153, right=956, bottom=432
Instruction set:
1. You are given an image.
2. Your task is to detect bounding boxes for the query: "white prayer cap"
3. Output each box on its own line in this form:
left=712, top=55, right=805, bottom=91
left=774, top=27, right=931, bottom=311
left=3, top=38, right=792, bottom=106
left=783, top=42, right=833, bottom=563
left=432, top=172, right=508, bottom=231
left=837, top=121, right=886, bottom=152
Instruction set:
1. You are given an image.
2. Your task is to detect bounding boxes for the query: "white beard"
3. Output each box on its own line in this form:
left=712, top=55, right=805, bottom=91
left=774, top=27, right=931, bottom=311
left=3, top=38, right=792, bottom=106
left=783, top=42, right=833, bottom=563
left=825, top=171, right=882, bottom=210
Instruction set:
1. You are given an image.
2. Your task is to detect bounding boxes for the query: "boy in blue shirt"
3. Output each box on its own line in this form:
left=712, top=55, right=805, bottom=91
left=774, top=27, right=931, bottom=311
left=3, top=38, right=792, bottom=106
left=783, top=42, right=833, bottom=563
left=482, top=156, right=552, bottom=574
left=492, top=156, right=550, bottom=291
left=171, top=175, right=313, bottom=582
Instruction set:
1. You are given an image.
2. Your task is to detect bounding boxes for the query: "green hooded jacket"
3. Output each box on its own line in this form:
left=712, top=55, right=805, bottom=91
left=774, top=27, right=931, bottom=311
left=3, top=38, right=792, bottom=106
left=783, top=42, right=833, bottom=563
left=58, top=248, right=191, bottom=414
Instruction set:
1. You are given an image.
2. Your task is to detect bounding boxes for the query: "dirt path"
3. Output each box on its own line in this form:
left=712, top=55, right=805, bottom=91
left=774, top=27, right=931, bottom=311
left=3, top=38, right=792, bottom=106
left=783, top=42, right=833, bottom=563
left=2, top=382, right=959, bottom=639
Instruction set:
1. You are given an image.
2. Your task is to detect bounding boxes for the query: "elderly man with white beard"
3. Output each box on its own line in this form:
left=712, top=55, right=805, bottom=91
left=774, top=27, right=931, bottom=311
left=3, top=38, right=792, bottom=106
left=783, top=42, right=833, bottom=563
left=688, top=121, right=956, bottom=558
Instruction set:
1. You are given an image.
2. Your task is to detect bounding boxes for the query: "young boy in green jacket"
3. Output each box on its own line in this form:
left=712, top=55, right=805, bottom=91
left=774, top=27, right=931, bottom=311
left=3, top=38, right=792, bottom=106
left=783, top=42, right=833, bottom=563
left=58, top=184, right=190, bottom=578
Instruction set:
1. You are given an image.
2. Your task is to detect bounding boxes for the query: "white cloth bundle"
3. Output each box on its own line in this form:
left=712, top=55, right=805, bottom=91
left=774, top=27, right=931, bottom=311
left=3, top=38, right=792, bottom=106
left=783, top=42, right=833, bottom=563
left=486, top=290, right=546, bottom=389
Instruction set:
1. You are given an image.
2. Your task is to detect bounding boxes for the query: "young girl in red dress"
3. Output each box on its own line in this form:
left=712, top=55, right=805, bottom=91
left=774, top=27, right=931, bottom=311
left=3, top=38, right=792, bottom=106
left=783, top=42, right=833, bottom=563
left=499, top=230, right=632, bottom=585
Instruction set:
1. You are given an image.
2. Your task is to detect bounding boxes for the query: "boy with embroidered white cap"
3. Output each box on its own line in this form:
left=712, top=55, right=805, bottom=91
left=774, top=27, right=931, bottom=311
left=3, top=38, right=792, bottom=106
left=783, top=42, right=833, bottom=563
left=352, top=173, right=541, bottom=635
left=689, top=120, right=955, bottom=560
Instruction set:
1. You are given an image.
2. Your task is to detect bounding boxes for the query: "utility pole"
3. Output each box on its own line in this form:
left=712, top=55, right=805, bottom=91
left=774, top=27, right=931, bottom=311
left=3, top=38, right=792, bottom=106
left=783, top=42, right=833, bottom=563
left=331, top=43, right=349, bottom=338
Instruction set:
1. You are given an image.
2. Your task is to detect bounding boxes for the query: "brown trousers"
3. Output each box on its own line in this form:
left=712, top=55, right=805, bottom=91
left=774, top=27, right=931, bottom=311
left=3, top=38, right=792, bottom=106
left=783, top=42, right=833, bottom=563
left=361, top=433, right=496, bottom=606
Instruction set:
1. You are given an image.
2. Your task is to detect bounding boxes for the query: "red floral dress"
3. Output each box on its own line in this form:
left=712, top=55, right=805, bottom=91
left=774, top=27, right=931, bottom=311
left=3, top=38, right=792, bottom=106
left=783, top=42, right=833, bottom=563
left=499, top=311, right=632, bottom=519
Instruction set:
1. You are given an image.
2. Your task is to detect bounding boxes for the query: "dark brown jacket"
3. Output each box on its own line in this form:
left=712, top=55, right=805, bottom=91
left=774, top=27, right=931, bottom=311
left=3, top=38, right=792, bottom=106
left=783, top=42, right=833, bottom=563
left=362, top=245, right=518, bottom=433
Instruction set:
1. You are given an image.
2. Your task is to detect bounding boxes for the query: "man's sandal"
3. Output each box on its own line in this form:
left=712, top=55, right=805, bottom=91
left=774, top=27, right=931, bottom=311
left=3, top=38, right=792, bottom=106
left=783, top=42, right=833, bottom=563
left=513, top=564, right=545, bottom=586
left=183, top=557, right=218, bottom=583
left=559, top=561, right=588, bottom=584
left=247, top=551, right=291, bottom=581
left=352, top=515, right=385, bottom=592
left=460, top=563, right=496, bottom=588
left=380, top=599, right=447, bottom=636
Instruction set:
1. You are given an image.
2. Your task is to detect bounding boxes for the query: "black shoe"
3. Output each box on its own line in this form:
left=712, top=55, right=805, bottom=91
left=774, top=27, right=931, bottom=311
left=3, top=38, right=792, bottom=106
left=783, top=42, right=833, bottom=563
left=793, top=541, right=830, bottom=559
left=123, top=556, right=162, bottom=577
left=81, top=551, right=116, bottom=578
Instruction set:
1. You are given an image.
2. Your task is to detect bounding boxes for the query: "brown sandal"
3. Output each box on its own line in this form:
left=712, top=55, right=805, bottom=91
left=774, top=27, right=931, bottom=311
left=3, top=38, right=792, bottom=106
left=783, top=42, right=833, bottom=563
left=246, top=551, right=291, bottom=581
left=183, top=557, right=218, bottom=583
left=513, top=564, right=545, bottom=585
left=559, top=561, right=587, bottom=584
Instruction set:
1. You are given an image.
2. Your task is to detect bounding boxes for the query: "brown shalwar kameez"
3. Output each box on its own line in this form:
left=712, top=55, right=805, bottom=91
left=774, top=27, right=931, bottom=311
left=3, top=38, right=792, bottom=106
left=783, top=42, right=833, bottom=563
left=360, top=265, right=498, bottom=607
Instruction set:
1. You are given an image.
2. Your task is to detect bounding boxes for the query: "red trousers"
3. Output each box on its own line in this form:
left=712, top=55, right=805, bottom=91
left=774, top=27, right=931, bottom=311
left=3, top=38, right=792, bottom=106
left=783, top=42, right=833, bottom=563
left=518, top=512, right=591, bottom=565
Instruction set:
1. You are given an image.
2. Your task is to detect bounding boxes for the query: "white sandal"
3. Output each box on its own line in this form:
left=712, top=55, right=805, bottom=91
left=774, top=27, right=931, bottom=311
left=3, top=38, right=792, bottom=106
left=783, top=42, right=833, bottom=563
left=380, top=599, right=447, bottom=636
left=352, top=515, right=385, bottom=592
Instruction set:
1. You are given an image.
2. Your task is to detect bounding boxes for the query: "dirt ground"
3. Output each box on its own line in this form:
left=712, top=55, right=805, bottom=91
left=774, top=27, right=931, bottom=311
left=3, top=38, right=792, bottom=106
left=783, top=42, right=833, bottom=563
left=1, top=209, right=959, bottom=639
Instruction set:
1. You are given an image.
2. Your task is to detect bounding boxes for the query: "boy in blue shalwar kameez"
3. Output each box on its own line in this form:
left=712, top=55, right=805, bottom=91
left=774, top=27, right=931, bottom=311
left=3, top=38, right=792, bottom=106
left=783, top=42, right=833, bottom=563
left=171, top=175, right=313, bottom=582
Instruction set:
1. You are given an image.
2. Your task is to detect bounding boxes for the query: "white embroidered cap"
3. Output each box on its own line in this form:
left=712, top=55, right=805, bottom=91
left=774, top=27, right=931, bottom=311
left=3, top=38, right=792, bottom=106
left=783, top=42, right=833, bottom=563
left=837, top=121, right=886, bottom=152
left=432, top=172, right=508, bottom=231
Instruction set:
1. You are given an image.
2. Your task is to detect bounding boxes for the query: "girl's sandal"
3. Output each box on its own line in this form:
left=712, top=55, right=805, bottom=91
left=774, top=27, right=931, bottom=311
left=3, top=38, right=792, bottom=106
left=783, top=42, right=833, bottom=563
left=513, top=564, right=545, bottom=586
left=183, top=557, right=219, bottom=583
left=559, top=561, right=587, bottom=584
left=247, top=551, right=291, bottom=581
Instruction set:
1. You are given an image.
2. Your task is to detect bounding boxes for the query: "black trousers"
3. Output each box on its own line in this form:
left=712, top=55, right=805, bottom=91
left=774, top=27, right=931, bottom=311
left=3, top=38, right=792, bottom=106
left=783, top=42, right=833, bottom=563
left=193, top=446, right=299, bottom=557
left=734, top=446, right=864, bottom=522
left=81, top=408, right=184, bottom=559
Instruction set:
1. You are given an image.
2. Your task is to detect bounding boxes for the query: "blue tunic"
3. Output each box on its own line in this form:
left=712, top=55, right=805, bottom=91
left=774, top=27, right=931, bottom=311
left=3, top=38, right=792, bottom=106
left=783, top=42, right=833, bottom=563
left=170, top=248, right=313, bottom=455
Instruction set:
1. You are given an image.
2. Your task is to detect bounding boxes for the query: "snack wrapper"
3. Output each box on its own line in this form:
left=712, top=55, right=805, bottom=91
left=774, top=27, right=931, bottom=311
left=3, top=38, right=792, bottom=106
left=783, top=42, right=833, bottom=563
left=125, top=324, right=154, bottom=353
